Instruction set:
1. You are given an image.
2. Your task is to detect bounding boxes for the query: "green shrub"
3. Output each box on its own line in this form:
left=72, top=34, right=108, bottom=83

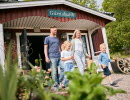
left=65, top=63, right=126, bottom=100
left=0, top=43, right=18, bottom=100
left=0, top=43, right=126, bottom=100
left=17, top=58, right=54, bottom=100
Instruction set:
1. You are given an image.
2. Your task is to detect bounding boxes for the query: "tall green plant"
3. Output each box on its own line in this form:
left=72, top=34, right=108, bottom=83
left=65, top=63, right=126, bottom=100
left=17, top=57, right=54, bottom=100
left=0, top=43, right=18, bottom=100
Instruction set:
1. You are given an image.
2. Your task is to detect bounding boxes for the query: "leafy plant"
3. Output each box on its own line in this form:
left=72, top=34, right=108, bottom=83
left=65, top=63, right=126, bottom=100
left=17, top=58, right=54, bottom=100
left=0, top=43, right=18, bottom=100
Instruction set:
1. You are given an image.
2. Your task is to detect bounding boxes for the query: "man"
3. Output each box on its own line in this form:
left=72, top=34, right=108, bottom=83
left=44, top=26, right=60, bottom=89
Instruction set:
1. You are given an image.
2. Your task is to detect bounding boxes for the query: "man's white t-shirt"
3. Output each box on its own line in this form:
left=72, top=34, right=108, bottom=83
left=61, top=50, right=73, bottom=64
left=75, top=39, right=83, bottom=51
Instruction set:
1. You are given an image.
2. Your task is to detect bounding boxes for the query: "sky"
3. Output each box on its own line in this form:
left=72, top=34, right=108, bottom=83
left=18, top=0, right=104, bottom=8
left=96, top=0, right=104, bottom=8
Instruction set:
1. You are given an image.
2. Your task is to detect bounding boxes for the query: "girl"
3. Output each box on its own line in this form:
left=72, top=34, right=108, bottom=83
left=60, top=41, right=74, bottom=87
left=71, top=29, right=90, bottom=75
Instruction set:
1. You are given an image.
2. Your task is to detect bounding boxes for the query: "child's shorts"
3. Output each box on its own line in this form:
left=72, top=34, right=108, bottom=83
left=102, top=66, right=111, bottom=76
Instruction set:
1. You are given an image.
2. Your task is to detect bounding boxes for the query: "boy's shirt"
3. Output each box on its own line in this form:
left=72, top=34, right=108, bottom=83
left=61, top=50, right=73, bottom=64
left=98, top=52, right=112, bottom=67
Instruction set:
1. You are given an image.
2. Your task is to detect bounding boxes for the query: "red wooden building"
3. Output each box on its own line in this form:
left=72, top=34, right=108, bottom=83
left=0, top=0, right=116, bottom=70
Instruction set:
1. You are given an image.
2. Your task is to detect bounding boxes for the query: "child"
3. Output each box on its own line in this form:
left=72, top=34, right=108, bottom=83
left=98, top=43, right=116, bottom=86
left=60, top=41, right=74, bottom=88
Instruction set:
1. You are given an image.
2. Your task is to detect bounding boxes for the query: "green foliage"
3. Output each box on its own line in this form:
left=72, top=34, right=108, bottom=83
left=0, top=43, right=18, bottom=100
left=35, top=58, right=42, bottom=66
left=64, top=63, right=126, bottom=100
left=69, top=0, right=98, bottom=10
left=102, top=0, right=130, bottom=54
left=17, top=61, right=54, bottom=100
left=0, top=44, right=126, bottom=100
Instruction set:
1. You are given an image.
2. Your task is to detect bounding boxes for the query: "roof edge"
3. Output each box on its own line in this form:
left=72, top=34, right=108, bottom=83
left=0, top=0, right=116, bottom=21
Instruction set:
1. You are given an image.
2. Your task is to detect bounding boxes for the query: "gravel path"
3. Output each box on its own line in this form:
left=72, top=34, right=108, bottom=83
left=102, top=74, right=130, bottom=100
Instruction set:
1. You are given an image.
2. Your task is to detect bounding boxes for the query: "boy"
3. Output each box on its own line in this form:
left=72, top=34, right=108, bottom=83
left=98, top=43, right=116, bottom=86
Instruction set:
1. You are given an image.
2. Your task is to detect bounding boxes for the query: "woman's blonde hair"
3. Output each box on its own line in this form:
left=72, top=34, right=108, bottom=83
left=72, top=29, right=81, bottom=39
left=61, top=41, right=71, bottom=51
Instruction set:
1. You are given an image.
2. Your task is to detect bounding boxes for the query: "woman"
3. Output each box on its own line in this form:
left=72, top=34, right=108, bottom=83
left=71, top=29, right=90, bottom=75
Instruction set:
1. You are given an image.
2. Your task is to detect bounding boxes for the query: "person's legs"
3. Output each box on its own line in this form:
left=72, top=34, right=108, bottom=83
left=50, top=58, right=60, bottom=87
left=63, top=63, right=74, bottom=87
left=108, top=75, right=113, bottom=83
left=59, top=61, right=64, bottom=84
left=81, top=53, right=86, bottom=70
left=102, top=67, right=116, bottom=86
left=59, top=67, right=64, bottom=83
left=74, top=51, right=84, bottom=75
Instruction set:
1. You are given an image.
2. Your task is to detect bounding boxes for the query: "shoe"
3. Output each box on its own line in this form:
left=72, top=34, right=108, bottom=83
left=65, top=87, right=69, bottom=90
left=110, top=82, right=117, bottom=86
left=59, top=84, right=62, bottom=89
left=50, top=86, right=58, bottom=92
left=59, top=83, right=65, bottom=88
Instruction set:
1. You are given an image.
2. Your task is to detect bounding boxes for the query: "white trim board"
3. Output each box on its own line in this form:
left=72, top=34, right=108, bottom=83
left=16, top=33, right=50, bottom=68
left=88, top=26, right=102, bottom=60
left=0, top=0, right=116, bottom=21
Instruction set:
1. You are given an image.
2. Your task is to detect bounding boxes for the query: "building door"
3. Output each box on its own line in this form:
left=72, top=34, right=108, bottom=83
left=27, top=36, right=48, bottom=70
left=17, top=33, right=50, bottom=69
left=67, top=33, right=90, bottom=56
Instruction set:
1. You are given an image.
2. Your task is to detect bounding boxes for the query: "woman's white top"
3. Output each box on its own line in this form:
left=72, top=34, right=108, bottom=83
left=61, top=50, right=73, bottom=64
left=74, top=39, right=83, bottom=51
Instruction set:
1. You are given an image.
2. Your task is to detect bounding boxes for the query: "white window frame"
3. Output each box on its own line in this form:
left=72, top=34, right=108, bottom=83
left=67, top=33, right=90, bottom=56
left=16, top=33, right=50, bottom=68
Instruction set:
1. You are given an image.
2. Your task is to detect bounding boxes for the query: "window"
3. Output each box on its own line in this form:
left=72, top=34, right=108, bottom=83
left=67, top=33, right=90, bottom=55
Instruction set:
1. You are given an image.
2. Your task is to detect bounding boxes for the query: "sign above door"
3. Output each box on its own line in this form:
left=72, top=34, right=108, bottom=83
left=48, top=9, right=76, bottom=18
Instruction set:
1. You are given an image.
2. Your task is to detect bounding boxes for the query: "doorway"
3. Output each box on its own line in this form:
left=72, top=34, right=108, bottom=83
left=27, top=36, right=48, bottom=70
left=17, top=33, right=50, bottom=69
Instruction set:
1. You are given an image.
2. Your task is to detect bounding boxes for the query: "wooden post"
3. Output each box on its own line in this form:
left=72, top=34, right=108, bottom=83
left=101, top=27, right=112, bottom=71
left=0, top=24, right=5, bottom=70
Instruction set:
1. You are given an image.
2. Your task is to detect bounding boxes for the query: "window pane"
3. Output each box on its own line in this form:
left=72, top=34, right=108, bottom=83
left=81, top=35, right=88, bottom=54
left=68, top=35, right=88, bottom=54
left=69, top=35, right=72, bottom=41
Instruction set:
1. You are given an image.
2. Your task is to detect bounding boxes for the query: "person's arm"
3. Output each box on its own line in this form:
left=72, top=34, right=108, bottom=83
left=71, top=39, right=75, bottom=55
left=44, top=45, right=50, bottom=63
left=108, top=53, right=114, bottom=62
left=44, top=37, right=50, bottom=63
left=98, top=54, right=106, bottom=68
left=60, top=51, right=74, bottom=61
left=85, top=53, right=91, bottom=59
left=98, top=54, right=102, bottom=65
left=61, top=56, right=74, bottom=61
left=81, top=40, right=91, bottom=58
left=109, top=59, right=113, bottom=62
left=59, top=47, right=61, bottom=52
